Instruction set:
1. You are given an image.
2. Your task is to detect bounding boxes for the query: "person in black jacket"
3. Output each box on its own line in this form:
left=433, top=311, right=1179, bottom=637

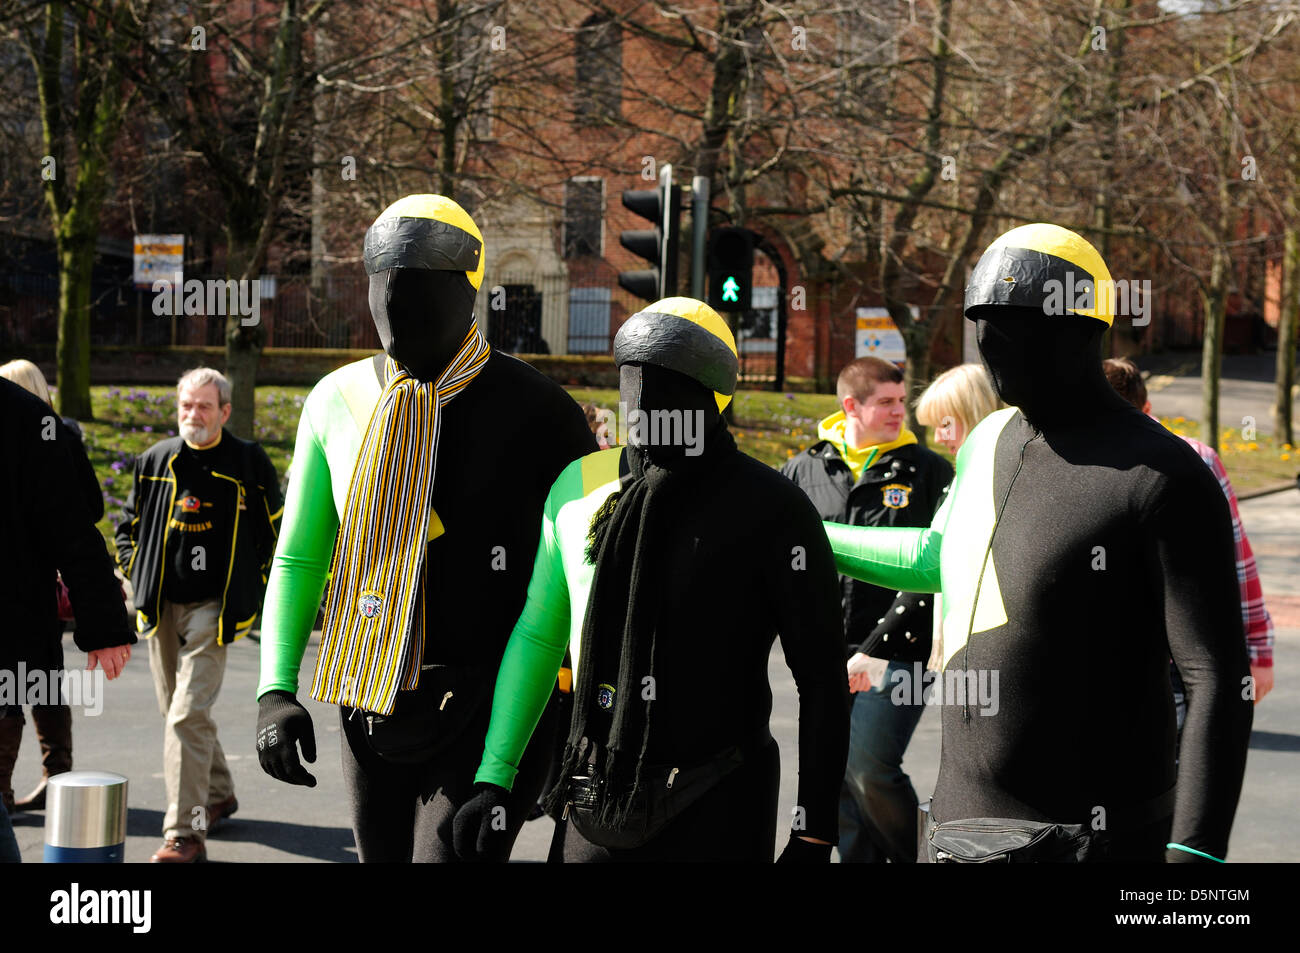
left=115, top=367, right=282, bottom=863
left=782, top=356, right=952, bottom=862
left=0, top=360, right=105, bottom=815
left=0, top=378, right=133, bottom=863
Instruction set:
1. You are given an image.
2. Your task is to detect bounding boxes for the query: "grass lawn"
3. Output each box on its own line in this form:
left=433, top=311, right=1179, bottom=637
left=79, top=384, right=1295, bottom=548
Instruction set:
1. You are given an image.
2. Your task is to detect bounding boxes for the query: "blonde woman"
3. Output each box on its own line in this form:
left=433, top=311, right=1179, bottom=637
left=915, top=363, right=1002, bottom=458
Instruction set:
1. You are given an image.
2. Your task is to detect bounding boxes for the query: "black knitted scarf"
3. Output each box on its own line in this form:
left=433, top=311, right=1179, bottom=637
left=545, top=420, right=736, bottom=828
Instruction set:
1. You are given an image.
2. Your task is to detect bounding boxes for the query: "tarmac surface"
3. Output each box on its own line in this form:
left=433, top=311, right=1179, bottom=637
left=1139, top=352, right=1300, bottom=440
left=7, top=354, right=1298, bottom=863
left=9, top=484, right=1297, bottom=863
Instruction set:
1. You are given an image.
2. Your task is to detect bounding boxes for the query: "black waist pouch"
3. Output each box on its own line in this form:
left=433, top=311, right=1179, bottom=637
left=926, top=816, right=1096, bottom=863
left=565, top=746, right=747, bottom=851
left=923, top=787, right=1176, bottom=863
left=362, top=663, right=491, bottom=764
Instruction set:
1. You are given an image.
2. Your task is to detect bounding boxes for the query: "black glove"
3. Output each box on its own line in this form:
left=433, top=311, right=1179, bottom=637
left=777, top=835, right=833, bottom=863
left=256, top=690, right=317, bottom=787
left=453, top=783, right=512, bottom=863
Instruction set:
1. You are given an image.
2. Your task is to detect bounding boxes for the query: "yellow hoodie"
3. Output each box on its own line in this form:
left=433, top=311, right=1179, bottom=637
left=818, top=410, right=918, bottom=480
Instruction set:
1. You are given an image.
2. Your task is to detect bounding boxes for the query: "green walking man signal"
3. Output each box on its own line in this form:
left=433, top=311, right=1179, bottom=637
left=707, top=227, right=754, bottom=312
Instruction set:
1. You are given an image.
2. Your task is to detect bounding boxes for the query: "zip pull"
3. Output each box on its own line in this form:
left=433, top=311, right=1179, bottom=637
left=440, top=691, right=453, bottom=711
left=562, top=802, right=571, bottom=820
left=666, top=768, right=679, bottom=789
left=365, top=714, right=374, bottom=736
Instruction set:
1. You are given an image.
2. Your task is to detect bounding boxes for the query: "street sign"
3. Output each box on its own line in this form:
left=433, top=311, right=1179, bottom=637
left=854, top=307, right=911, bottom=365
left=133, top=234, right=184, bottom=289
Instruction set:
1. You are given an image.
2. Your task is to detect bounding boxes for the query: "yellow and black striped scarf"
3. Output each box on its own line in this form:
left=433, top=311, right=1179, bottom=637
left=312, top=325, right=490, bottom=714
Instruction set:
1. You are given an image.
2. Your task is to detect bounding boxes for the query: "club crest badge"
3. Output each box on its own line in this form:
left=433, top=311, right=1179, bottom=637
left=358, top=592, right=383, bottom=620
left=179, top=496, right=201, bottom=512
left=881, top=483, right=911, bottom=509
left=596, top=683, right=616, bottom=710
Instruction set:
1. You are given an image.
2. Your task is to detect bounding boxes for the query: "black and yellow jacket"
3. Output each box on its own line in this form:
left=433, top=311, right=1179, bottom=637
left=115, top=429, right=283, bottom=644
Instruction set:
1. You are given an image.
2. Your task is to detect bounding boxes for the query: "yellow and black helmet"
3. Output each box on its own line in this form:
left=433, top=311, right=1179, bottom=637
left=363, top=194, right=486, bottom=291
left=964, top=223, right=1114, bottom=327
left=614, top=296, right=739, bottom=412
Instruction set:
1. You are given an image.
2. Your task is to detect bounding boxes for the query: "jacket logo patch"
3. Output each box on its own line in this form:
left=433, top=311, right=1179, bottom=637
left=358, top=592, right=383, bottom=620
left=881, top=483, right=911, bottom=508
left=179, top=495, right=201, bottom=512
left=596, top=683, right=616, bottom=710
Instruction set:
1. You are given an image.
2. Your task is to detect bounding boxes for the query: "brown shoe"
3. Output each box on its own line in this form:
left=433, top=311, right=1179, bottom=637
left=206, top=795, right=238, bottom=834
left=150, top=836, right=206, bottom=863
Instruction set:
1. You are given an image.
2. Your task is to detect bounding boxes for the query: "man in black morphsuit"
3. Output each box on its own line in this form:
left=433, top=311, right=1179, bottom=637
left=256, top=196, right=596, bottom=862
left=827, top=225, right=1253, bottom=862
left=454, top=297, right=848, bottom=862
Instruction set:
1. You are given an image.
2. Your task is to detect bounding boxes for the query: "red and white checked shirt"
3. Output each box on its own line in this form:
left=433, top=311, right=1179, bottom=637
left=1163, top=420, right=1275, bottom=667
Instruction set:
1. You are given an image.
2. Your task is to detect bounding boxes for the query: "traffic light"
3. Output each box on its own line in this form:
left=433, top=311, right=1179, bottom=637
left=618, top=164, right=681, bottom=302
left=707, top=226, right=754, bottom=312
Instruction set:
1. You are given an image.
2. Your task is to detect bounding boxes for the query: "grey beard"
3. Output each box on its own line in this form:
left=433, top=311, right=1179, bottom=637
left=180, top=422, right=213, bottom=445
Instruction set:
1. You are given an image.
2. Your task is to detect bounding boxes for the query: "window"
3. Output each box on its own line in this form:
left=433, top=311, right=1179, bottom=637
left=568, top=287, right=611, bottom=353
left=574, top=15, right=622, bottom=124
left=563, top=177, right=604, bottom=259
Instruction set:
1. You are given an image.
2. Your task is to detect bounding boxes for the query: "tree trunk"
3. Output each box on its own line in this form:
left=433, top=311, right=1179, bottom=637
left=55, top=238, right=96, bottom=419
left=903, top=329, right=931, bottom=441
left=223, top=237, right=264, bottom=439
left=1276, top=222, right=1298, bottom=447
left=1200, top=247, right=1228, bottom=451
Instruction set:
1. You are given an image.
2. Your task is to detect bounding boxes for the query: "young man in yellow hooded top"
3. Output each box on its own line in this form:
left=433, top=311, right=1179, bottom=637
left=781, top=357, right=952, bottom=862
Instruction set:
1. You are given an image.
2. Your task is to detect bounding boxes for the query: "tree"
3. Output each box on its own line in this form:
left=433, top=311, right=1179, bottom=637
left=12, top=0, right=134, bottom=419
left=117, top=0, right=327, bottom=437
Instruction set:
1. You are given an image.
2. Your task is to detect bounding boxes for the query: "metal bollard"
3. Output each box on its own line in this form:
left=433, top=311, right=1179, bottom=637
left=44, top=771, right=129, bottom=863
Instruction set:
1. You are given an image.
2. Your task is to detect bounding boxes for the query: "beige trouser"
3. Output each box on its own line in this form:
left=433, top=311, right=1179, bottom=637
left=148, top=599, right=234, bottom=841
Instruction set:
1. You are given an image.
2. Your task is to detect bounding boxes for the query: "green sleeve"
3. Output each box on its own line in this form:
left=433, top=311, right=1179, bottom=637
left=257, top=399, right=339, bottom=698
left=824, top=444, right=960, bottom=594
left=475, top=495, right=571, bottom=790
left=824, top=518, right=945, bottom=594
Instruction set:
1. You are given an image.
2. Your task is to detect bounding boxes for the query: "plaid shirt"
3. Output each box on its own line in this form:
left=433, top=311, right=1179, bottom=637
left=1165, top=421, right=1275, bottom=667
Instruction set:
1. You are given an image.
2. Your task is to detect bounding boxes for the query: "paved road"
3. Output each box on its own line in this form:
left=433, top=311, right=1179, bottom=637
left=10, top=473, right=1298, bottom=863
left=1139, top=352, right=1300, bottom=440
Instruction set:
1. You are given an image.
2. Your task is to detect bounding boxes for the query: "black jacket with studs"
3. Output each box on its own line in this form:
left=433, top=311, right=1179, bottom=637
left=782, top=439, right=952, bottom=662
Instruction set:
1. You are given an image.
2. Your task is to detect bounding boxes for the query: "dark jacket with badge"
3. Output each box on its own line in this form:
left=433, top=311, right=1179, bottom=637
left=115, top=429, right=282, bottom=645
left=782, top=420, right=952, bottom=662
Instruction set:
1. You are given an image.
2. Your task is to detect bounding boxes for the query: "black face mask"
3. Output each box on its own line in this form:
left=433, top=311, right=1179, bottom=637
left=972, top=306, right=1127, bottom=427
left=369, top=268, right=477, bottom=383
left=619, top=362, right=722, bottom=464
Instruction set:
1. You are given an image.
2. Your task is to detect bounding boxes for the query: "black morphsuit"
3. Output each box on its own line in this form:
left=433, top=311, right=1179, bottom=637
left=368, top=268, right=477, bottom=382
left=942, top=307, right=1255, bottom=861
left=551, top=364, right=848, bottom=861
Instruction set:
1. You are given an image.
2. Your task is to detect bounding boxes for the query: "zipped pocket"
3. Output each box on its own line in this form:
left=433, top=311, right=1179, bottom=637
left=929, top=818, right=1086, bottom=863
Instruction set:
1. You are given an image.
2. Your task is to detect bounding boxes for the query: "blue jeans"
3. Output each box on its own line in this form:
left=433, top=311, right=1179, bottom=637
left=838, top=661, right=927, bottom=863
left=0, top=800, right=19, bottom=864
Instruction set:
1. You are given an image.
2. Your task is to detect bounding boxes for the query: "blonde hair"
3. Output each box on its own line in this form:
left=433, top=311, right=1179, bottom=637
left=915, top=363, right=1000, bottom=433
left=0, top=359, right=53, bottom=407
